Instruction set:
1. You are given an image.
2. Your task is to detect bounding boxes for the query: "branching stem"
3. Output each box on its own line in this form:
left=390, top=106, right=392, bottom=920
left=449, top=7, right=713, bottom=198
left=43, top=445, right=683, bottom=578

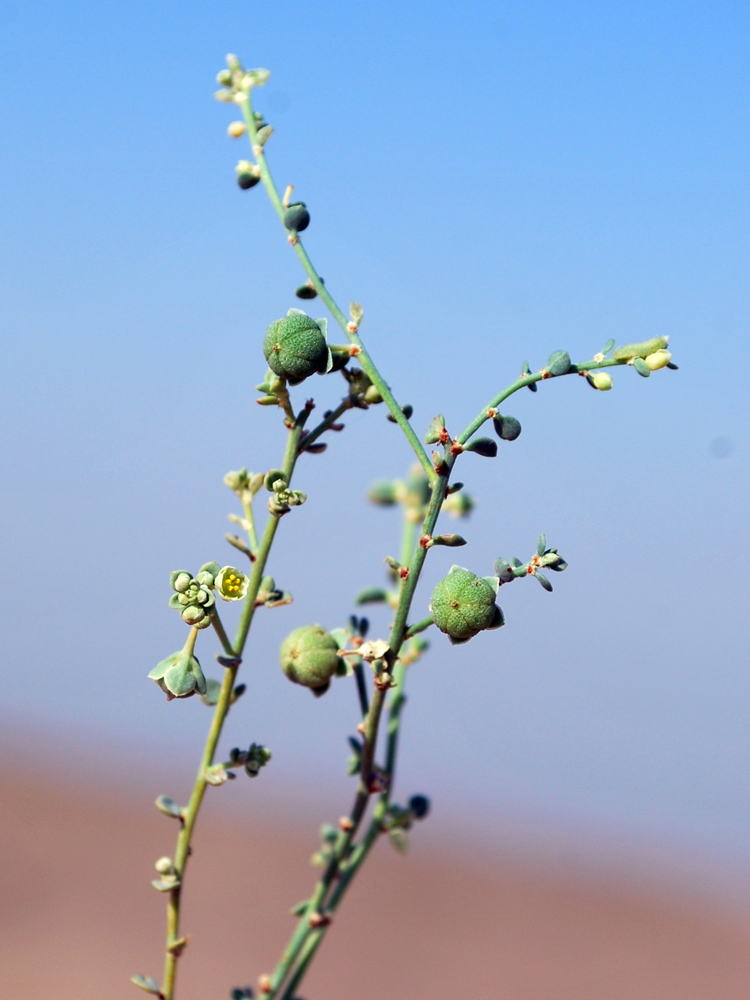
left=239, top=95, right=436, bottom=485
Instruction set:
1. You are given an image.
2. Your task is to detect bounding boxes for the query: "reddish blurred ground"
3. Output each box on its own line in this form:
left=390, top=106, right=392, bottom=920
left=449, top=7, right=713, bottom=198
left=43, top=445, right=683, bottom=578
left=2, top=763, right=750, bottom=1000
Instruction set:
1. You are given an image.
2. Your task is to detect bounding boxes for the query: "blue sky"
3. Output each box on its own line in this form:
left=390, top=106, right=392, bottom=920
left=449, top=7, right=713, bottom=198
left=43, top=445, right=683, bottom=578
left=1, top=1, right=749, bottom=879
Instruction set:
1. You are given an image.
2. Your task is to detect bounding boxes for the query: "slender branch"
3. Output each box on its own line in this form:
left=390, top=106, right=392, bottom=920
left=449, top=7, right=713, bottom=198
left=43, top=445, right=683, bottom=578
left=160, top=412, right=309, bottom=1000
left=457, top=358, right=628, bottom=446
left=404, top=615, right=434, bottom=638
left=267, top=481, right=449, bottom=998
left=210, top=610, right=235, bottom=658
left=297, top=395, right=352, bottom=454
left=239, top=95, right=436, bottom=485
left=240, top=498, right=259, bottom=553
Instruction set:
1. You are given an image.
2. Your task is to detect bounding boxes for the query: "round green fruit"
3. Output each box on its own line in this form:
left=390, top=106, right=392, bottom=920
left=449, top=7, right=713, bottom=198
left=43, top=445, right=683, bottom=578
left=263, top=313, right=329, bottom=385
left=430, top=568, right=497, bottom=641
left=280, top=625, right=340, bottom=690
left=283, top=202, right=310, bottom=232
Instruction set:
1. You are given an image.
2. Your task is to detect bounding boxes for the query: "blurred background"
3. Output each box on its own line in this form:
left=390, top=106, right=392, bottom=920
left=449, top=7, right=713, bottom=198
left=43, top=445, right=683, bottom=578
left=1, top=1, right=749, bottom=997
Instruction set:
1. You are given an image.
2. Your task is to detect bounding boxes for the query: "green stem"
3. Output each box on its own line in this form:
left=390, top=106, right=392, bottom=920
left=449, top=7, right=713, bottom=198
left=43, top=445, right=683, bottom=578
left=298, top=395, right=352, bottom=454
left=457, top=358, right=628, bottom=446
left=404, top=615, right=434, bottom=638
left=210, top=610, right=235, bottom=658
left=241, top=498, right=259, bottom=553
left=240, top=96, right=436, bottom=485
left=160, top=415, right=308, bottom=1000
left=267, top=482, right=449, bottom=998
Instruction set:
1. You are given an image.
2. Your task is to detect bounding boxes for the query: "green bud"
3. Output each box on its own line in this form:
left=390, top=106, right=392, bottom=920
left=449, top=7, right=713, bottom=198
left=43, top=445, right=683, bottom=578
left=645, top=349, right=671, bottom=370
left=429, top=567, right=499, bottom=641
left=587, top=371, right=613, bottom=391
left=171, top=571, right=193, bottom=593
left=224, top=469, right=247, bottom=491
left=181, top=605, right=211, bottom=628
left=611, top=336, right=669, bottom=361
left=442, top=490, right=475, bottom=518
left=545, top=350, right=571, bottom=376
left=632, top=356, right=651, bottom=377
left=283, top=202, right=310, bottom=232
left=154, top=856, right=173, bottom=874
left=492, top=414, right=522, bottom=441
left=215, top=566, right=249, bottom=601
left=263, top=311, right=330, bottom=385
left=363, top=384, right=383, bottom=404
left=280, top=625, right=340, bottom=691
left=197, top=561, right=221, bottom=586
left=367, top=480, right=397, bottom=505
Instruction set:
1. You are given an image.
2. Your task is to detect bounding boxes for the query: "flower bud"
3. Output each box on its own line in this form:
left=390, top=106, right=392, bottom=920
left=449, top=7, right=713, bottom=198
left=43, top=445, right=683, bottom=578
left=429, top=567, right=499, bottom=641
left=279, top=625, right=340, bottom=691
left=216, top=69, right=233, bottom=86
left=227, top=121, right=246, bottom=138
left=283, top=202, right=310, bottom=232
left=363, top=384, right=383, bottom=404
left=263, top=312, right=330, bottom=385
left=645, top=349, right=671, bottom=370
left=154, top=857, right=173, bottom=874
left=171, top=571, right=193, bottom=593
left=587, top=371, right=612, bottom=390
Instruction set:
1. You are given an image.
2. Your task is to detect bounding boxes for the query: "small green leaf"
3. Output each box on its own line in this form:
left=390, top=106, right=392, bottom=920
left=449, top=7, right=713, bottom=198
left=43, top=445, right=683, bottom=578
left=632, top=357, right=651, bottom=377
left=289, top=900, right=309, bottom=917
left=356, top=587, right=389, bottom=605
left=431, top=534, right=467, bottom=547
left=155, top=795, right=182, bottom=819
left=535, top=572, right=553, bottom=592
left=464, top=437, right=497, bottom=457
left=492, top=414, right=522, bottom=441
left=601, top=338, right=615, bottom=355
left=131, top=975, right=160, bottom=995
left=536, top=533, right=546, bottom=557
left=546, top=350, right=571, bottom=376
left=388, top=828, right=409, bottom=854
left=425, top=414, right=446, bottom=445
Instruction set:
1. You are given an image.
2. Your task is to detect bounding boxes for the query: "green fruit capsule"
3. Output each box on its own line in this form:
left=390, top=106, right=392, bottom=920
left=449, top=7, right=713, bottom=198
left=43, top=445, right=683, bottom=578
left=263, top=312, right=330, bottom=385
left=280, top=625, right=340, bottom=690
left=284, top=202, right=310, bottom=232
left=429, top=567, right=498, bottom=641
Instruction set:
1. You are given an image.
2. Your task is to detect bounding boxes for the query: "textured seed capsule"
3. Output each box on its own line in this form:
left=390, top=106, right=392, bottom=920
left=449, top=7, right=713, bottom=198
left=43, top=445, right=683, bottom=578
left=263, top=312, right=329, bottom=385
left=280, top=625, right=340, bottom=690
left=430, top=567, right=498, bottom=641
